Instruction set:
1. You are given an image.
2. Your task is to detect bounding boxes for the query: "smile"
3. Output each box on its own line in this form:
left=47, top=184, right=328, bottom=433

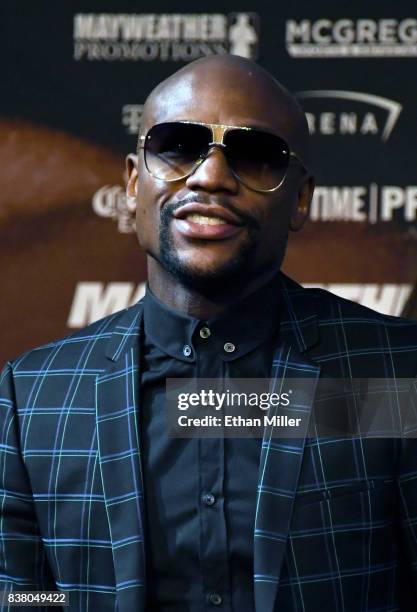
left=172, top=216, right=244, bottom=240
left=171, top=202, right=245, bottom=240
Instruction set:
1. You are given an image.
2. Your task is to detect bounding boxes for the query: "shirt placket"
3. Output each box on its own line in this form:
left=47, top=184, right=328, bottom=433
left=196, top=326, right=232, bottom=611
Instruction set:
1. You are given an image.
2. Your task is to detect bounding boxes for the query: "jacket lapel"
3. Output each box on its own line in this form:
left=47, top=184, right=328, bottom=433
left=96, top=303, right=146, bottom=611
left=254, top=274, right=321, bottom=612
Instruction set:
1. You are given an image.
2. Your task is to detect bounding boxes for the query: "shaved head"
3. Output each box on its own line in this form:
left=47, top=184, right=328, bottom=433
left=140, top=55, right=310, bottom=166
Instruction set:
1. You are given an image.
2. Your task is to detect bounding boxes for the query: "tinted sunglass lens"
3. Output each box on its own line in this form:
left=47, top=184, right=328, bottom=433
left=144, top=123, right=210, bottom=180
left=225, top=130, right=290, bottom=190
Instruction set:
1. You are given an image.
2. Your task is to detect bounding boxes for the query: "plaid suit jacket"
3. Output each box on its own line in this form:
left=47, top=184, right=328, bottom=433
left=1, top=273, right=417, bottom=612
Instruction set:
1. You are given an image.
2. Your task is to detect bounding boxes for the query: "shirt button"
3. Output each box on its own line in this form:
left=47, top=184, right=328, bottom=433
left=199, top=326, right=211, bottom=339
left=223, top=342, right=236, bottom=353
left=202, top=493, right=216, bottom=506
left=182, top=344, right=192, bottom=357
left=207, top=592, right=222, bottom=606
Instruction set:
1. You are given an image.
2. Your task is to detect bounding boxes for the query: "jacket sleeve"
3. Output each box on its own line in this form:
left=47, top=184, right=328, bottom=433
left=397, top=378, right=417, bottom=605
left=0, top=362, right=57, bottom=597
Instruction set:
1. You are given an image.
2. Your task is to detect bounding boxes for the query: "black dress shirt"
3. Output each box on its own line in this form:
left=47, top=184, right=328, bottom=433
left=140, top=274, right=282, bottom=611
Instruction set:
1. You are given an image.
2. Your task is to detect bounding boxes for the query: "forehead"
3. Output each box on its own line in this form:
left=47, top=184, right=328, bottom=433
left=146, top=69, right=296, bottom=141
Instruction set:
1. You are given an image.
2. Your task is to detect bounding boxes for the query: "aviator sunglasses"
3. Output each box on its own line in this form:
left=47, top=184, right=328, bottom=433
left=138, top=121, right=307, bottom=193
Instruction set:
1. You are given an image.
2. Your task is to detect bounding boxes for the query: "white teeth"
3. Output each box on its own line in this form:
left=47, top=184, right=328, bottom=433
left=185, top=213, right=227, bottom=225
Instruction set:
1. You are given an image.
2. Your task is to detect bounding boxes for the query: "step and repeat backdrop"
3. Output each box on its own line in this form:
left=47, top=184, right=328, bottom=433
left=2, top=1, right=417, bottom=363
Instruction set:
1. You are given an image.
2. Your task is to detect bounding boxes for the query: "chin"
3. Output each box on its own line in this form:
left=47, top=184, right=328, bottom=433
left=161, top=252, right=251, bottom=295
left=158, top=222, right=261, bottom=295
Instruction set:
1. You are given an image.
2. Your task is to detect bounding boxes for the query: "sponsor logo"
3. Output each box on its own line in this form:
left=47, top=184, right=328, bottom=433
left=286, top=18, right=417, bottom=57
left=122, top=104, right=144, bottom=135
left=67, top=281, right=412, bottom=327
left=67, top=282, right=146, bottom=328
left=296, top=91, right=402, bottom=142
left=311, top=185, right=417, bottom=223
left=304, top=284, right=412, bottom=318
left=92, top=185, right=135, bottom=233
left=73, top=13, right=259, bottom=61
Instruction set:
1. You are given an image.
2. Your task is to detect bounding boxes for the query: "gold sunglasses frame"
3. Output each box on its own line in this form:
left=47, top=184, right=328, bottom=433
left=138, top=120, right=307, bottom=193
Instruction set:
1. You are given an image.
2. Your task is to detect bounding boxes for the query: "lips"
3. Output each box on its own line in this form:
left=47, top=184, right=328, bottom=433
left=173, top=203, right=244, bottom=226
left=172, top=202, right=245, bottom=240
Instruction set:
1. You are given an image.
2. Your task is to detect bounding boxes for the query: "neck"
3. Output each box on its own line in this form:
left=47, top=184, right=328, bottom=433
left=147, top=258, right=280, bottom=319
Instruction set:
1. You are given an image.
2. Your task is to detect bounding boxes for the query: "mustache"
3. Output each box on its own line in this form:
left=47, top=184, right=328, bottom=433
left=162, top=194, right=260, bottom=230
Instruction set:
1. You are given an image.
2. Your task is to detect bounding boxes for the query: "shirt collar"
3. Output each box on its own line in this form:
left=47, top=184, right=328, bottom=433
left=143, top=273, right=282, bottom=363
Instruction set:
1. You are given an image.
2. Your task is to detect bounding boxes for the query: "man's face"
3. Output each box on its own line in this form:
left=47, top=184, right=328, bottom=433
left=128, top=66, right=311, bottom=293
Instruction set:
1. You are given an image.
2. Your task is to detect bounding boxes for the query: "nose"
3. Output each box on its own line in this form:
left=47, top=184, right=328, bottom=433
left=185, top=146, right=239, bottom=194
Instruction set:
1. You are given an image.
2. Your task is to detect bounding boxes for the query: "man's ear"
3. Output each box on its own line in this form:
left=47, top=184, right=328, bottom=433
left=125, top=153, right=139, bottom=213
left=290, top=174, right=315, bottom=232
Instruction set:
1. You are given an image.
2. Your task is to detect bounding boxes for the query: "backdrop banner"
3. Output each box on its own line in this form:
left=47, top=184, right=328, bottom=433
left=2, top=1, right=417, bottom=364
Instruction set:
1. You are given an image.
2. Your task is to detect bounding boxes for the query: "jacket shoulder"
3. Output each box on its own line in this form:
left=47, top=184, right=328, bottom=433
left=309, top=285, right=417, bottom=330
left=305, top=285, right=417, bottom=363
left=281, top=274, right=417, bottom=354
left=8, top=301, right=144, bottom=372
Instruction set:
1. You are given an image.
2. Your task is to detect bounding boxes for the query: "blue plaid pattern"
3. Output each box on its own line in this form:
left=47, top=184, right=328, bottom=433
left=1, top=273, right=417, bottom=611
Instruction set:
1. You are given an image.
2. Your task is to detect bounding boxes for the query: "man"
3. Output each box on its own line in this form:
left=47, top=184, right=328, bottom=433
left=1, top=55, right=417, bottom=612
